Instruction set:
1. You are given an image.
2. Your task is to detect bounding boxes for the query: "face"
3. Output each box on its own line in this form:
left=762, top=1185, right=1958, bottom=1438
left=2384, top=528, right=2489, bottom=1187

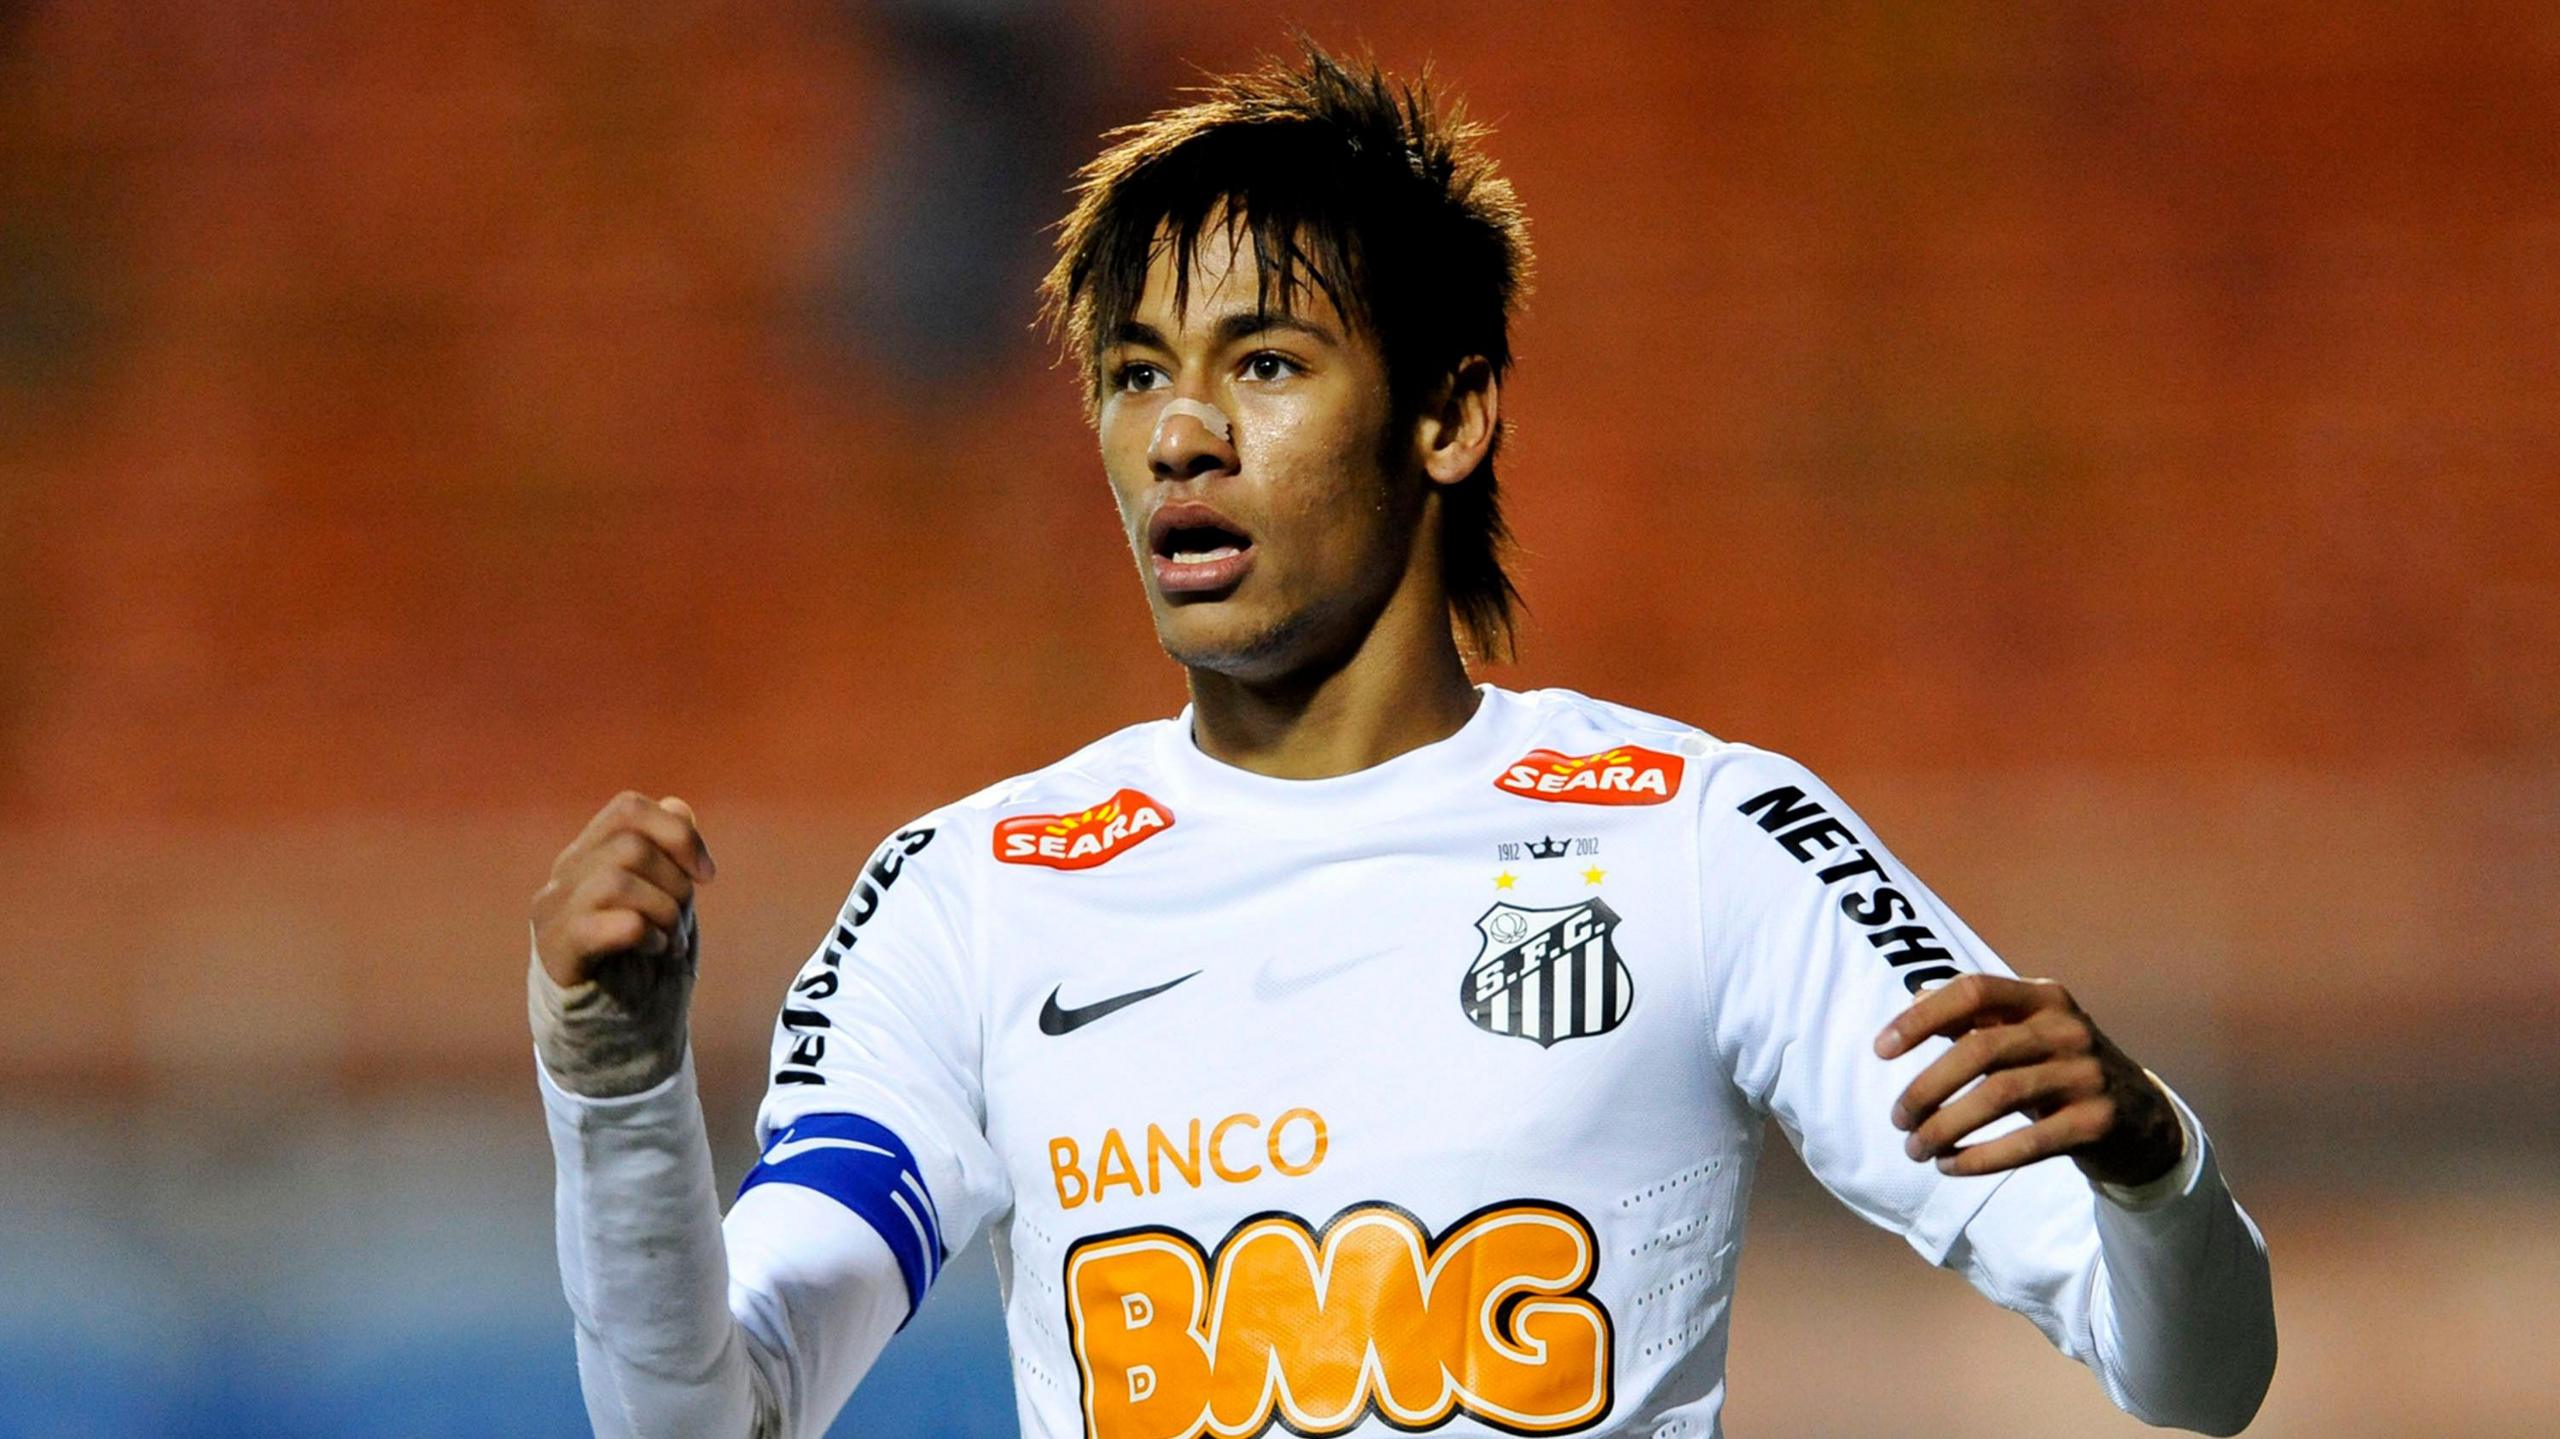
left=1095, top=225, right=1428, bottom=684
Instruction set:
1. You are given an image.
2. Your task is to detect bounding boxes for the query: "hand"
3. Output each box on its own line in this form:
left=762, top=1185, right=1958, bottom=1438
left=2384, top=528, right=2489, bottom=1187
left=531, top=791, right=718, bottom=990
left=1874, top=974, right=2183, bottom=1188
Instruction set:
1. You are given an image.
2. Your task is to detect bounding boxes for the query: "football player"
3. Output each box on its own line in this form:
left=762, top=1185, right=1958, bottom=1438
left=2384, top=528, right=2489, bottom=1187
left=529, top=42, right=2275, bottom=1439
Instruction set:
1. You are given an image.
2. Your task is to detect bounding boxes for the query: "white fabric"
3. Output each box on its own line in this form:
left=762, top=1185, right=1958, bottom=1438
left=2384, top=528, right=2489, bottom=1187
left=538, top=1051, right=909, bottom=1438
left=526, top=910, right=693, bottom=1100
left=540, top=683, right=2274, bottom=1438
left=1952, top=1079, right=2276, bottom=1435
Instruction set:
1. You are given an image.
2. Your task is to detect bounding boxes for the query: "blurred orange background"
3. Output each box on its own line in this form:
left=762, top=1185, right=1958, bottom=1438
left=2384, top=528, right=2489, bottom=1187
left=1, top=3, right=2553, bottom=1435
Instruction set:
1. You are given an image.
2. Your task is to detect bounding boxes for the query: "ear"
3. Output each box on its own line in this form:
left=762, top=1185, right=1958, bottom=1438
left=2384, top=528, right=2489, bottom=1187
left=1416, top=356, right=1499, bottom=487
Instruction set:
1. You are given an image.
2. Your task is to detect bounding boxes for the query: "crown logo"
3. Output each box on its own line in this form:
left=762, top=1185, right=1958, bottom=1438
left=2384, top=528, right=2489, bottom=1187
left=1526, top=835, right=1572, bottom=860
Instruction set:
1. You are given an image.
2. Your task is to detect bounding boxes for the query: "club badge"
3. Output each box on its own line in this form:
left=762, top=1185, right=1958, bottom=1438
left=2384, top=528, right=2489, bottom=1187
left=1461, top=899, right=1633, bottom=1048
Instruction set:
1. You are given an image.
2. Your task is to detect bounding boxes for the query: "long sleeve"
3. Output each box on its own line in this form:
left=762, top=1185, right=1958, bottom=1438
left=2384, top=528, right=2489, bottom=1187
left=534, top=811, right=1003, bottom=1438
left=1699, top=746, right=2036, bottom=1263
left=1695, top=743, right=2277, bottom=1429
left=1946, top=1080, right=2277, bottom=1435
left=539, top=1049, right=912, bottom=1439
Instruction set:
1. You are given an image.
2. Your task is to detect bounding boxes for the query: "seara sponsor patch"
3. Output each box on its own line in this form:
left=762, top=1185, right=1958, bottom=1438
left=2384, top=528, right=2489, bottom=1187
left=994, top=788, right=1174, bottom=870
left=1496, top=745, right=1686, bottom=806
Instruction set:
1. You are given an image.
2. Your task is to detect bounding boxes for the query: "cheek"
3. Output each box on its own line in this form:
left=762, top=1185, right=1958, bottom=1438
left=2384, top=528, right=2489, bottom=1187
left=1234, top=385, right=1365, bottom=468
left=1104, top=467, right=1144, bottom=533
left=1248, top=452, right=1397, bottom=580
left=1096, top=415, right=1151, bottom=531
left=1241, top=386, right=1388, bottom=494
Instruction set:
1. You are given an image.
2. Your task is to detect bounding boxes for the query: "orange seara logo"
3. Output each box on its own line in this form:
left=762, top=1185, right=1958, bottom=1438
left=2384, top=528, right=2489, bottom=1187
left=996, top=789, right=1175, bottom=870
left=1495, top=746, right=1685, bottom=806
left=1064, top=1201, right=1613, bottom=1438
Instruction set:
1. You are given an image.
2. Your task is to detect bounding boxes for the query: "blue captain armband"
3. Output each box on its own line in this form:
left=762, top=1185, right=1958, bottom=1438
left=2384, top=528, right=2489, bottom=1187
left=740, top=1113, right=946, bottom=1319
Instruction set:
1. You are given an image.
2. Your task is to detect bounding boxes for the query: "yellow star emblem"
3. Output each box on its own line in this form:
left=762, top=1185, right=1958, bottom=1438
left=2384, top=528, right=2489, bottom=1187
left=1581, top=866, right=1607, bottom=886
left=1493, top=871, right=1518, bottom=890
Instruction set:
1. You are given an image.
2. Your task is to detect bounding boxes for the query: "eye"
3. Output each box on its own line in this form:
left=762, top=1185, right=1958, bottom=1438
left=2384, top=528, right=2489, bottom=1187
left=1241, top=352, right=1302, bottom=383
left=1112, top=361, right=1167, bottom=393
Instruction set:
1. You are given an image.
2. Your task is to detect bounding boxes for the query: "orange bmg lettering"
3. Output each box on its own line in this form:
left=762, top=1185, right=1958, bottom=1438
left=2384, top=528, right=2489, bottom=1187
left=1064, top=1201, right=1612, bottom=1438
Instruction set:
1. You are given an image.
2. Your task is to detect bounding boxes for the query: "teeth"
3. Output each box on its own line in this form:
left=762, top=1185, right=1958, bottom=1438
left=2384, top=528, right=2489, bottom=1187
left=1170, top=546, right=1241, bottom=564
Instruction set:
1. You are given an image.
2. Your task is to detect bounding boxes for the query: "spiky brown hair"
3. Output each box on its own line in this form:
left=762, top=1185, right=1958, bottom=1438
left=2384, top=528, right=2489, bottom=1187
left=1039, top=39, right=1533, bottom=662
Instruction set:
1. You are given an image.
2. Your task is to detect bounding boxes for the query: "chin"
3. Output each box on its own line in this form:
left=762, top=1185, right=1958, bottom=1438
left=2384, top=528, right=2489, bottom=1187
left=1154, top=602, right=1315, bottom=682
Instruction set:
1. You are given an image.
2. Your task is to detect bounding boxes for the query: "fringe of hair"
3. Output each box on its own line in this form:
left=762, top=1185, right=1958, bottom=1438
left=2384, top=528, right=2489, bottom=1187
left=1039, top=37, right=1532, bottom=661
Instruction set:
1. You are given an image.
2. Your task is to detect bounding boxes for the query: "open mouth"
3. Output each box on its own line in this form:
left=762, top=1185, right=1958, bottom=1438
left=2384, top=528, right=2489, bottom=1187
left=1147, top=502, right=1257, bottom=595
left=1158, top=522, right=1248, bottom=565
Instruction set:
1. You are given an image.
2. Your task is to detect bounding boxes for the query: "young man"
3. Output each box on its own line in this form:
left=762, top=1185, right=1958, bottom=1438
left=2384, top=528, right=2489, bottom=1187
left=528, top=45, right=2276, bottom=1439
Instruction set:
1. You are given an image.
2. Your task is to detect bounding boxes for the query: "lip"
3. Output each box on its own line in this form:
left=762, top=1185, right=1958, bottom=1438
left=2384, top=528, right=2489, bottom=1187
left=1152, top=547, right=1256, bottom=594
left=1146, top=500, right=1257, bottom=597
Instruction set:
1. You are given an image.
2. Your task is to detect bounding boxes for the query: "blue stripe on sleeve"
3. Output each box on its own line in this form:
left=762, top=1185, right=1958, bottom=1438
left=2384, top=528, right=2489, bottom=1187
left=739, top=1113, right=945, bottom=1319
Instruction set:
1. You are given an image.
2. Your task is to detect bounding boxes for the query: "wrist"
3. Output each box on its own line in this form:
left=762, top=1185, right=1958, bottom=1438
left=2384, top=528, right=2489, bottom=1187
left=2072, top=1065, right=2187, bottom=1190
left=2086, top=1069, right=2202, bottom=1210
left=526, top=922, right=695, bottom=1099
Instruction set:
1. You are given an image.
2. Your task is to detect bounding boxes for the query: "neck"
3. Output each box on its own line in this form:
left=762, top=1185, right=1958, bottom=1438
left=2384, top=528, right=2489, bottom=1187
left=1185, top=605, right=1480, bottom=781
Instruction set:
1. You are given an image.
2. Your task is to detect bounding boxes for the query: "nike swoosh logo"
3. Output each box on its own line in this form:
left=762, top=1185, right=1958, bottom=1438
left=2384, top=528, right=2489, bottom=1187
left=762, top=1135, right=895, bottom=1166
left=1039, top=971, right=1200, bottom=1036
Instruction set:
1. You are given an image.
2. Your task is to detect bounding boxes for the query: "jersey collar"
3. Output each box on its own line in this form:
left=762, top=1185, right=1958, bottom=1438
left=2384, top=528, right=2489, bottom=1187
left=1152, top=683, right=1531, bottom=830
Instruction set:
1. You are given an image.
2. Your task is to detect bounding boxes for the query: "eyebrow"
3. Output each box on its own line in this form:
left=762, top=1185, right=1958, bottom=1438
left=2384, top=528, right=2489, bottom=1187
left=1110, top=310, right=1342, bottom=352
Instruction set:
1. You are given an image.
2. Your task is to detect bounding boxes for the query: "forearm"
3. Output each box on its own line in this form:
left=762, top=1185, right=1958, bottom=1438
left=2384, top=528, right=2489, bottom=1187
left=540, top=1049, right=773, bottom=1438
left=1953, top=1081, right=2275, bottom=1435
left=2084, top=1084, right=2277, bottom=1434
left=533, top=942, right=915, bottom=1439
left=533, top=923, right=777, bottom=1437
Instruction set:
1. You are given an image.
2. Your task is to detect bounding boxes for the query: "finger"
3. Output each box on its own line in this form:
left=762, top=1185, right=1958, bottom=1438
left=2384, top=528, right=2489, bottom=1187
left=536, top=907, right=664, bottom=986
left=1875, top=973, right=2062, bottom=1058
left=599, top=828, right=695, bottom=908
left=1932, top=1097, right=2113, bottom=1178
left=656, top=796, right=716, bottom=880
left=1907, top=1057, right=2105, bottom=1162
left=610, top=797, right=713, bottom=885
left=564, top=791, right=716, bottom=884
left=574, top=864, right=685, bottom=934
left=1891, top=1021, right=2057, bottom=1131
left=567, top=790, right=657, bottom=860
left=566, top=906, right=661, bottom=961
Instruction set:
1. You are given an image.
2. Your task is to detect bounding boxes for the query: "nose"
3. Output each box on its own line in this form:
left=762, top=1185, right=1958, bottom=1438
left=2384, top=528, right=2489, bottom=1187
left=1148, top=399, right=1238, bottom=481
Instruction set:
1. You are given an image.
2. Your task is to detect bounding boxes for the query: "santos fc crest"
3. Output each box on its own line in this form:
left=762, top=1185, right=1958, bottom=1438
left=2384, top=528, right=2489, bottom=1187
left=1462, top=899, right=1634, bottom=1048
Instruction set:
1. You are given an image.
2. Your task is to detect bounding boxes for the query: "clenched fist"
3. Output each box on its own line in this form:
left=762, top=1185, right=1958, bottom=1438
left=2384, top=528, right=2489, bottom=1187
left=531, top=791, right=718, bottom=988
left=527, top=791, right=718, bottom=1096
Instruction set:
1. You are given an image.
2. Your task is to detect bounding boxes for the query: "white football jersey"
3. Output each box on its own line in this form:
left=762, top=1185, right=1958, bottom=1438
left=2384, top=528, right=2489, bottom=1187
left=733, top=682, right=2091, bottom=1439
